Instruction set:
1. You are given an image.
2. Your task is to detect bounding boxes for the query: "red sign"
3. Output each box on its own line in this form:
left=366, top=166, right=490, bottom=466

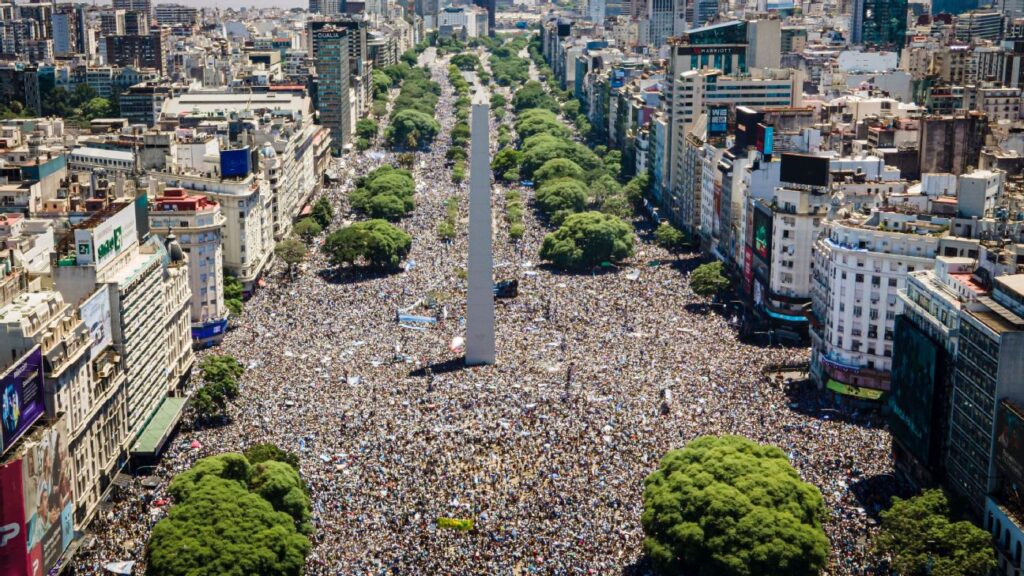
left=0, top=458, right=26, bottom=576
left=743, top=246, right=754, bottom=295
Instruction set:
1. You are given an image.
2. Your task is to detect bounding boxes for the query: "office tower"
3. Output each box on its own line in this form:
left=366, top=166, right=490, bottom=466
left=124, top=10, right=149, bottom=36
left=313, top=25, right=351, bottom=152
left=113, top=0, right=152, bottom=16
left=100, top=10, right=126, bottom=37
left=472, top=0, right=495, bottom=36
left=646, top=0, right=687, bottom=46
left=52, top=8, right=78, bottom=57
left=690, top=0, right=718, bottom=27
left=587, top=0, right=607, bottom=22
left=851, top=0, right=908, bottom=47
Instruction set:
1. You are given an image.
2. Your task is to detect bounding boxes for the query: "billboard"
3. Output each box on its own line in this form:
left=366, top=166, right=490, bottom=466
left=752, top=206, right=773, bottom=264
left=1, top=347, right=45, bottom=455
left=80, top=286, right=112, bottom=360
left=756, top=124, right=774, bottom=157
left=708, top=105, right=729, bottom=136
left=75, top=203, right=138, bottom=268
left=997, top=401, right=1024, bottom=492
left=0, top=458, right=26, bottom=576
left=220, top=147, right=252, bottom=179
left=21, top=417, right=73, bottom=576
left=780, top=153, right=830, bottom=187
left=888, top=317, right=939, bottom=466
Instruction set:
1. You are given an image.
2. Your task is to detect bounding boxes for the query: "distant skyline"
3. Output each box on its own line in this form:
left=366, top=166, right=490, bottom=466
left=89, top=0, right=309, bottom=9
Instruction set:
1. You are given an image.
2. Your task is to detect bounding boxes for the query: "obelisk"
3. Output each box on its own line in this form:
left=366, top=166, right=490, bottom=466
left=465, top=93, right=495, bottom=365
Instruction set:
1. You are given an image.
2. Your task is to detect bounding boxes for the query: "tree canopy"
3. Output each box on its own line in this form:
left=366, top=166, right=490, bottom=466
left=534, top=158, right=584, bottom=186
left=876, top=489, right=996, bottom=576
left=349, top=166, right=416, bottom=220
left=535, top=177, right=587, bottom=222
left=244, top=443, right=301, bottom=472
left=690, top=261, right=731, bottom=298
left=324, top=219, right=411, bottom=270
left=641, top=435, right=830, bottom=576
left=148, top=453, right=311, bottom=576
left=275, top=238, right=306, bottom=277
left=512, top=81, right=559, bottom=113
left=655, top=222, right=689, bottom=256
left=450, top=53, right=481, bottom=71
left=539, top=211, right=634, bottom=270
left=519, top=133, right=603, bottom=179
left=514, top=108, right=571, bottom=141
left=293, top=218, right=322, bottom=243
left=311, top=197, right=334, bottom=229
left=387, top=109, right=441, bottom=150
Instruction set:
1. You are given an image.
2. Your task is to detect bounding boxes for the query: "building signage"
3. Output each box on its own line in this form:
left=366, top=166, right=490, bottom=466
left=0, top=458, right=26, bottom=576
left=80, top=286, right=112, bottom=361
left=708, top=105, right=729, bottom=135
left=1, top=347, right=45, bottom=455
left=997, top=401, right=1024, bottom=492
left=75, top=203, right=137, bottom=268
left=22, top=417, right=73, bottom=576
left=680, top=46, right=741, bottom=55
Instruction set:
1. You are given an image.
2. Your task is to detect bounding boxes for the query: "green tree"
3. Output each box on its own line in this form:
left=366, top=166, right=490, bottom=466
left=311, top=197, right=334, bottom=229
left=83, top=97, right=112, bottom=119
left=492, top=149, right=522, bottom=181
left=388, top=109, right=440, bottom=149
left=519, top=133, right=603, bottom=179
left=690, top=261, right=731, bottom=298
left=348, top=166, right=416, bottom=220
left=372, top=69, right=392, bottom=95
left=600, top=193, right=633, bottom=220
left=244, top=443, right=300, bottom=472
left=450, top=122, right=470, bottom=149
left=451, top=52, right=481, bottom=70
left=514, top=108, right=570, bottom=141
left=561, top=99, right=580, bottom=118
left=539, top=211, right=634, bottom=270
left=512, top=80, right=558, bottom=112
left=642, top=436, right=830, bottom=576
left=324, top=219, right=411, bottom=270
left=535, top=177, right=587, bottom=220
left=356, top=118, right=378, bottom=140
left=274, top=238, right=306, bottom=278
left=293, top=218, right=322, bottom=243
left=534, top=158, right=584, bottom=186
left=149, top=454, right=311, bottom=576
left=654, top=222, right=689, bottom=258
left=876, top=490, right=996, bottom=576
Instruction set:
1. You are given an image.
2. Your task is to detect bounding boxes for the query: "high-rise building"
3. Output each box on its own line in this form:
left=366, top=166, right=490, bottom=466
left=51, top=9, right=78, bottom=57
left=645, top=0, right=686, bottom=47
left=946, top=275, right=1024, bottom=511
left=124, top=10, right=150, bottom=36
left=954, top=9, right=1004, bottom=42
left=313, top=25, right=352, bottom=152
left=150, top=187, right=229, bottom=347
left=933, top=0, right=977, bottom=14
left=112, top=0, right=152, bottom=16
left=154, top=3, right=199, bottom=26
left=414, top=0, right=440, bottom=28
left=100, top=10, right=126, bottom=37
left=472, top=0, right=496, bottom=36
left=851, top=0, right=908, bottom=48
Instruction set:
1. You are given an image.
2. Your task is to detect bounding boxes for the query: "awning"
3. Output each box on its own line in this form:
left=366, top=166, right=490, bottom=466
left=131, top=397, right=187, bottom=458
left=826, top=379, right=884, bottom=401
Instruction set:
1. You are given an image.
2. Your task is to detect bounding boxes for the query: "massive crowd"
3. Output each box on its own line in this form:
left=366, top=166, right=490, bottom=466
left=70, top=49, right=896, bottom=576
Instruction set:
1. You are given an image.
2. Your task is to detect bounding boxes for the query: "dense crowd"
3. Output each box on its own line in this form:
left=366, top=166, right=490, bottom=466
left=69, top=48, right=896, bottom=576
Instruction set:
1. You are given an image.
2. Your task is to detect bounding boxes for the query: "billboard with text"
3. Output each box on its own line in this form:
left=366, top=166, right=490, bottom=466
left=1, top=347, right=45, bottom=455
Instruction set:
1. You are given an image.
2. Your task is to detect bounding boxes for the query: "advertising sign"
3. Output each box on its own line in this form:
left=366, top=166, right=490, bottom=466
left=80, top=286, right=112, bottom=360
left=780, top=153, right=830, bottom=187
left=708, top=105, right=729, bottom=136
left=76, top=203, right=138, bottom=268
left=743, top=245, right=754, bottom=295
left=1, top=347, right=45, bottom=455
left=889, top=317, right=939, bottom=466
left=220, top=147, right=252, bottom=179
left=752, top=207, right=773, bottom=264
left=997, top=401, right=1024, bottom=491
left=0, top=458, right=26, bottom=576
left=22, top=417, right=72, bottom=576
left=756, top=124, right=775, bottom=157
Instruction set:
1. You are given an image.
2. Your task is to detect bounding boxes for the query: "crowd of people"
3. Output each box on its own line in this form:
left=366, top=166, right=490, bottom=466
left=70, top=48, right=896, bottom=576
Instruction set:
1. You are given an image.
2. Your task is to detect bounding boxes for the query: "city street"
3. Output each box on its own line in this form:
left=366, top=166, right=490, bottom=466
left=70, top=50, right=895, bottom=576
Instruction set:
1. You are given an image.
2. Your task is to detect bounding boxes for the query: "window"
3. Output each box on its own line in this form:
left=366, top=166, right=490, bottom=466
left=888, top=277, right=897, bottom=287
left=855, top=273, right=864, bottom=283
